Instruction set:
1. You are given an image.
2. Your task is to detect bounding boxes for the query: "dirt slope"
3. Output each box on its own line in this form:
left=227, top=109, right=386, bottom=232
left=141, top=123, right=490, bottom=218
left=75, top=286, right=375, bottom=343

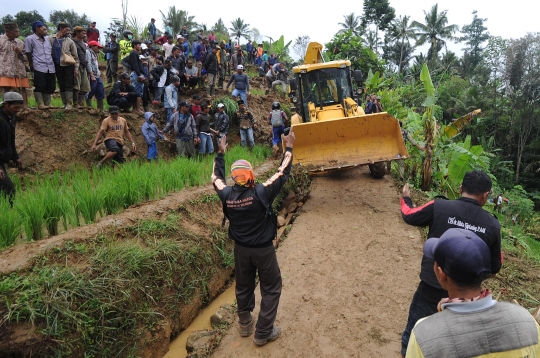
left=212, top=166, right=424, bottom=357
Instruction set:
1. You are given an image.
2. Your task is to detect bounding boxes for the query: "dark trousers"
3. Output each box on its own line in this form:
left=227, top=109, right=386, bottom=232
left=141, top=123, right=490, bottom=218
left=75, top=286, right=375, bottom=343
left=234, top=243, right=282, bottom=339
left=54, top=63, right=74, bottom=92
left=106, top=59, right=118, bottom=83
left=110, top=96, right=136, bottom=110
left=401, top=281, right=447, bottom=356
left=33, top=70, right=56, bottom=94
left=0, top=163, right=15, bottom=205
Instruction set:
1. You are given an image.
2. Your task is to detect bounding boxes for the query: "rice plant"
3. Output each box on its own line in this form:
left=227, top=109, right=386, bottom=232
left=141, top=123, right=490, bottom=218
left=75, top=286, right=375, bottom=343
left=41, top=173, right=71, bottom=236
left=72, top=170, right=103, bottom=225
left=0, top=195, right=22, bottom=247
left=15, top=189, right=45, bottom=241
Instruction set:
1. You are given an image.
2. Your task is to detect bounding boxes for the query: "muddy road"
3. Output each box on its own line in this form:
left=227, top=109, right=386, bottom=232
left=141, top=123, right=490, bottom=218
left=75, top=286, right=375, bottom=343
left=212, top=166, right=424, bottom=357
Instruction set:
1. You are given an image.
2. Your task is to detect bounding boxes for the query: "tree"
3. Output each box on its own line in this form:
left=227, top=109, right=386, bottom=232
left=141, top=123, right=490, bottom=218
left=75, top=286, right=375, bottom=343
left=325, top=31, right=385, bottom=76
left=104, top=19, right=123, bottom=40
left=361, top=0, right=395, bottom=53
left=365, top=29, right=383, bottom=51
left=338, top=13, right=362, bottom=36
left=382, top=40, right=415, bottom=71
left=121, top=0, right=128, bottom=32
left=2, top=10, right=46, bottom=37
left=229, top=18, right=250, bottom=45
left=160, top=7, right=197, bottom=39
left=411, top=4, right=458, bottom=65
left=49, top=10, right=90, bottom=29
left=388, top=15, right=416, bottom=72
left=212, top=18, right=227, bottom=35
left=250, top=28, right=262, bottom=43
left=459, top=11, right=490, bottom=71
left=293, top=36, right=310, bottom=61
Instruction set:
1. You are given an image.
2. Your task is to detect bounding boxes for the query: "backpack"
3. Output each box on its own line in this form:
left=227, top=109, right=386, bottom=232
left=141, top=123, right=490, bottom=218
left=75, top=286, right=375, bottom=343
left=221, top=184, right=277, bottom=232
left=270, top=110, right=284, bottom=127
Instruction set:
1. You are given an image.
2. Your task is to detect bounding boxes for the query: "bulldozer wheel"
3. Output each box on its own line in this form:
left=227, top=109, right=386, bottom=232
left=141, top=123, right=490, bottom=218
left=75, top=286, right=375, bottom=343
left=368, top=163, right=386, bottom=179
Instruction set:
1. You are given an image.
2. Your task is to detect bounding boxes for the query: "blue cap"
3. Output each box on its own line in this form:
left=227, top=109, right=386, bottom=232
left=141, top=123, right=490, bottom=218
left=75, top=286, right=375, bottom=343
left=423, top=228, right=492, bottom=284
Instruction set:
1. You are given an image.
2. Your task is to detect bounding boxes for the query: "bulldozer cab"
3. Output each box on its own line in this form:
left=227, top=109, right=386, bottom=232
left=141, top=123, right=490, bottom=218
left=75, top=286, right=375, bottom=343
left=287, top=42, right=408, bottom=175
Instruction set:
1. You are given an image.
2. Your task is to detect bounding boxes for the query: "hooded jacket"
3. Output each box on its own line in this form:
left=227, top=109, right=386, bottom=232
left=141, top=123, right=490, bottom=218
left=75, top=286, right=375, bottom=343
left=213, top=111, right=229, bottom=135
left=141, top=112, right=162, bottom=145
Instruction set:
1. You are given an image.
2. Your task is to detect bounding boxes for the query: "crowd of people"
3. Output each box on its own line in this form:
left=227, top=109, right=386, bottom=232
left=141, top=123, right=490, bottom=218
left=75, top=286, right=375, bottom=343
left=0, top=19, right=289, bottom=114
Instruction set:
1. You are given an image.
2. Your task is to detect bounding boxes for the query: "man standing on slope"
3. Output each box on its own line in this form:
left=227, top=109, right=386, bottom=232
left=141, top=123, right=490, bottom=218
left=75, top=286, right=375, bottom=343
left=212, top=130, right=295, bottom=346
left=399, top=170, right=502, bottom=357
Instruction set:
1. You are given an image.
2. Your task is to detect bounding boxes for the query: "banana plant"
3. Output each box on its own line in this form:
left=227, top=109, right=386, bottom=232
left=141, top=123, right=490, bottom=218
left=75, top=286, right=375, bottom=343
left=262, top=35, right=291, bottom=59
left=420, top=63, right=437, bottom=191
left=364, top=69, right=391, bottom=93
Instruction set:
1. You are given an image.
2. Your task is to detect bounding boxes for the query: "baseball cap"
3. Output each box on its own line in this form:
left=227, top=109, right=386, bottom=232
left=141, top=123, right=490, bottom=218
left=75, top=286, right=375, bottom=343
left=177, top=35, right=183, bottom=39
left=139, top=55, right=146, bottom=60
left=109, top=106, right=120, bottom=114
left=3, top=91, right=23, bottom=103
left=141, top=43, right=148, bottom=50
left=88, top=40, right=103, bottom=48
left=237, top=65, right=244, bottom=70
left=217, top=103, right=225, bottom=108
left=237, top=99, right=245, bottom=105
left=423, top=228, right=492, bottom=284
left=178, top=100, right=189, bottom=107
left=192, top=94, right=201, bottom=100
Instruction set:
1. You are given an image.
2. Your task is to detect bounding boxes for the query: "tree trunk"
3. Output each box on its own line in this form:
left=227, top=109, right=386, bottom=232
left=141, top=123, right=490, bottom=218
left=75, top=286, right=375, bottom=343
left=399, top=34, right=405, bottom=73
left=422, top=114, right=435, bottom=191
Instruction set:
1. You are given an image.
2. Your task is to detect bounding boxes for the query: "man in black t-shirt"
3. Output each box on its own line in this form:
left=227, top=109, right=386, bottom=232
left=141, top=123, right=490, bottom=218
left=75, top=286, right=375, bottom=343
left=399, top=170, right=502, bottom=357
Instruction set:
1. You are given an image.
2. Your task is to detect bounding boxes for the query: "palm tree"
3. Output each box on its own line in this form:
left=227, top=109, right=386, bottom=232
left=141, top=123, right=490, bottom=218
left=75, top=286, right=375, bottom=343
left=160, top=6, right=197, bottom=38
left=410, top=4, right=458, bottom=64
left=338, top=13, right=361, bottom=35
left=229, top=18, right=250, bottom=45
left=365, top=29, right=382, bottom=52
left=389, top=15, right=417, bottom=72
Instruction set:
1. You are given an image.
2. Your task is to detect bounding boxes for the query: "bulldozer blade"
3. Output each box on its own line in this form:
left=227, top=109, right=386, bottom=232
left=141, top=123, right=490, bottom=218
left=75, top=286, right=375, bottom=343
left=288, top=112, right=408, bottom=173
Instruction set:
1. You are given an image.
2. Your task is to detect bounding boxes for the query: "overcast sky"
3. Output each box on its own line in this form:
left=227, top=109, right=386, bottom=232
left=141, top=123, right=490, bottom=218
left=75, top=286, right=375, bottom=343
left=3, top=0, right=540, bottom=57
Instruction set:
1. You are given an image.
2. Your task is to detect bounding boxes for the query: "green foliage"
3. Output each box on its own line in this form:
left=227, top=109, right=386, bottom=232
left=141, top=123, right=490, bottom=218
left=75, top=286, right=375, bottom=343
left=361, top=0, right=396, bottom=52
left=364, top=69, right=390, bottom=93
left=324, top=31, right=385, bottom=76
left=1, top=10, right=45, bottom=37
left=505, top=186, right=535, bottom=223
left=229, top=18, right=250, bottom=44
left=211, top=95, right=238, bottom=120
left=160, top=6, right=197, bottom=39
left=48, top=9, right=90, bottom=28
left=263, top=35, right=292, bottom=59
left=0, top=196, right=22, bottom=248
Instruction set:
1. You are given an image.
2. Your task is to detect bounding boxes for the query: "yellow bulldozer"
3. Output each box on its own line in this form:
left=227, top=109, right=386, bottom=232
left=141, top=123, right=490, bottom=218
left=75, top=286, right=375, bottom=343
left=285, top=42, right=408, bottom=177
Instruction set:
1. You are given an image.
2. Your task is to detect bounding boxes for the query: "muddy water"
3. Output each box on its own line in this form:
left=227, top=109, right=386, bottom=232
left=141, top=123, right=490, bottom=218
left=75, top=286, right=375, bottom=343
left=163, top=284, right=237, bottom=358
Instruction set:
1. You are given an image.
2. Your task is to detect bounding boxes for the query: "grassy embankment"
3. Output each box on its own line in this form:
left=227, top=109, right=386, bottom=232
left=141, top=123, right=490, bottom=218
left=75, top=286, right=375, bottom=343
left=0, top=154, right=311, bottom=357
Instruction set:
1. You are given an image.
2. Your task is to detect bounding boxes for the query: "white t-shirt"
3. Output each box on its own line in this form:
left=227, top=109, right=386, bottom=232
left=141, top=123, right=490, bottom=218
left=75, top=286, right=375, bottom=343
left=497, top=196, right=503, bottom=205
left=185, top=66, right=198, bottom=76
left=163, top=43, right=174, bottom=58
left=158, top=70, right=167, bottom=87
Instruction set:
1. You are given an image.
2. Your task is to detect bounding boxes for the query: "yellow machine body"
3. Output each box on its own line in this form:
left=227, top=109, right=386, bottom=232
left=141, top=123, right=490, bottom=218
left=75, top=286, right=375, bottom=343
left=287, top=42, right=408, bottom=173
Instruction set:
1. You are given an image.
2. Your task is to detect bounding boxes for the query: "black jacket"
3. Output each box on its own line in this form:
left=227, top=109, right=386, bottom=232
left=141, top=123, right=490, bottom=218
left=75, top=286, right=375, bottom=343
left=128, top=50, right=143, bottom=76
left=195, top=113, right=212, bottom=133
left=213, top=112, right=229, bottom=135
left=401, top=196, right=502, bottom=290
left=213, top=149, right=293, bottom=247
left=103, top=41, right=120, bottom=61
left=203, top=52, right=218, bottom=74
left=108, top=81, right=139, bottom=103
left=0, top=106, right=18, bottom=163
left=150, top=65, right=170, bottom=87
left=167, top=54, right=185, bottom=75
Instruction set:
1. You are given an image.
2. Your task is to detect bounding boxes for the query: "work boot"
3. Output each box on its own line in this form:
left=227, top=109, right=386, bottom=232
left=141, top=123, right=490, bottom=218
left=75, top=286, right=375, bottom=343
left=209, top=86, right=215, bottom=96
left=253, top=326, right=281, bottom=346
left=65, top=92, right=73, bottom=110
left=272, top=144, right=280, bottom=159
left=97, top=99, right=104, bottom=111
left=143, top=106, right=149, bottom=112
left=78, top=94, right=86, bottom=108
left=43, top=93, right=57, bottom=108
left=86, top=98, right=92, bottom=108
left=238, top=311, right=254, bottom=337
left=60, top=92, right=67, bottom=108
left=35, top=92, right=49, bottom=109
